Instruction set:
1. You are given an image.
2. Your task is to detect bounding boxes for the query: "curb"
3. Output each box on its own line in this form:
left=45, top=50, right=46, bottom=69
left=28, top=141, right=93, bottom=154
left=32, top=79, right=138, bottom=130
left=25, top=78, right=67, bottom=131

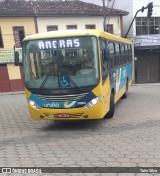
left=0, top=91, right=25, bottom=96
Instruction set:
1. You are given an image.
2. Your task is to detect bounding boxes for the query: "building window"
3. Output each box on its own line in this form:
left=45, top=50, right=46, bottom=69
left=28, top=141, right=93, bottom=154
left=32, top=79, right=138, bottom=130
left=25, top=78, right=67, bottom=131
left=0, top=27, right=4, bottom=48
left=106, top=24, right=113, bottom=34
left=136, top=17, right=160, bottom=35
left=47, top=25, right=58, bottom=31
left=85, top=25, right=96, bottom=29
left=13, top=27, right=25, bottom=47
left=66, top=25, right=77, bottom=30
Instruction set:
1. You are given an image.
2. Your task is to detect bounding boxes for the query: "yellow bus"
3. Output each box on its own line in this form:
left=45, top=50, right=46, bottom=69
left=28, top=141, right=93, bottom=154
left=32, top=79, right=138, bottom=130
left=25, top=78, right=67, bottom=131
left=15, top=29, right=133, bottom=120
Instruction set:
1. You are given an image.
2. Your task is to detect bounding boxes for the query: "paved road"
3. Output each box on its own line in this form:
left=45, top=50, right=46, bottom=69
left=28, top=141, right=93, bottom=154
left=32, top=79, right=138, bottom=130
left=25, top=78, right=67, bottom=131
left=0, top=83, right=160, bottom=176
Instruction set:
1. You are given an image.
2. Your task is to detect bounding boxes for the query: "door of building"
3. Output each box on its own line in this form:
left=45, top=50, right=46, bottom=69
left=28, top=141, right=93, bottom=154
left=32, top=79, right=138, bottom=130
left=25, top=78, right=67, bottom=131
left=149, top=54, right=159, bottom=83
left=136, top=52, right=160, bottom=83
left=0, top=65, right=11, bottom=92
left=136, top=54, right=148, bottom=83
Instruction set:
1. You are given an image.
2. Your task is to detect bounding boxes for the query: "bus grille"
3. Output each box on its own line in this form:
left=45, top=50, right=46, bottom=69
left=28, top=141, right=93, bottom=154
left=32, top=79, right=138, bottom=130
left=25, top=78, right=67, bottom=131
left=36, top=92, right=88, bottom=102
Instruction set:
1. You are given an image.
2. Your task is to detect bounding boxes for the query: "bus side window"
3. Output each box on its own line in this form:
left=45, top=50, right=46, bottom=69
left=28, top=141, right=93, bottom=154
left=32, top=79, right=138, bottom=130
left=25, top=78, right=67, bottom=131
left=115, top=43, right=121, bottom=67
left=100, top=39, right=105, bottom=57
left=128, top=45, right=132, bottom=62
left=120, top=43, right=125, bottom=65
left=108, top=41, right=116, bottom=70
left=124, top=44, right=128, bottom=63
left=100, top=39, right=108, bottom=81
left=126, top=45, right=131, bottom=63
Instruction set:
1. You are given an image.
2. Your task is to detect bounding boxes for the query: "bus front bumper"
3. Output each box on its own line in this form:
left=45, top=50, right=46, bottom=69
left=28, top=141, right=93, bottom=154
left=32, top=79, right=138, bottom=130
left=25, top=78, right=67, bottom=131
left=27, top=102, right=103, bottom=120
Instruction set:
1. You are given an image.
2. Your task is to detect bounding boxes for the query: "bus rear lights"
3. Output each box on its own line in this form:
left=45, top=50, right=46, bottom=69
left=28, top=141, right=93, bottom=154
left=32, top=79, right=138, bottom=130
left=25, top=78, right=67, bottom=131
left=84, top=96, right=102, bottom=109
left=28, top=100, right=42, bottom=110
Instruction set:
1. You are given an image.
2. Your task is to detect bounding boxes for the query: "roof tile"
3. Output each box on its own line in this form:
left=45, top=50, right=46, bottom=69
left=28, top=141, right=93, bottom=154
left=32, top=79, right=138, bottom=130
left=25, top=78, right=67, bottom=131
left=0, top=1, right=128, bottom=17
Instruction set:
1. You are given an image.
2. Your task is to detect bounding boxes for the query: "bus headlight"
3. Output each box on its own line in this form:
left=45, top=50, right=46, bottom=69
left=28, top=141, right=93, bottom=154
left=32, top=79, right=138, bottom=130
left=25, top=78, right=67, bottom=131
left=84, top=96, right=102, bottom=109
left=28, top=100, right=42, bottom=110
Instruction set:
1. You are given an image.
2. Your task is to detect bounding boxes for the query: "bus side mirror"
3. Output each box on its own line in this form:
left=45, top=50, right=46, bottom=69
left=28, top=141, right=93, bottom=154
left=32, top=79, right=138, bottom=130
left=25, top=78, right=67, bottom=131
left=14, top=51, right=19, bottom=66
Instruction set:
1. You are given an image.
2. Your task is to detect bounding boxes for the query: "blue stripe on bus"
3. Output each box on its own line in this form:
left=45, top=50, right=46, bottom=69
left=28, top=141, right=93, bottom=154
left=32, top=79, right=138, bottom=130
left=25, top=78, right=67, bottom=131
left=110, top=63, right=132, bottom=93
left=29, top=92, right=96, bottom=109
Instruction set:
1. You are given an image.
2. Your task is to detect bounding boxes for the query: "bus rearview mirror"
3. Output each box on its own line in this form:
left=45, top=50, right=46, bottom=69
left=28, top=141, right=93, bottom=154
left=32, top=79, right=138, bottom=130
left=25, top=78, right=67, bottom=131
left=14, top=51, right=19, bottom=66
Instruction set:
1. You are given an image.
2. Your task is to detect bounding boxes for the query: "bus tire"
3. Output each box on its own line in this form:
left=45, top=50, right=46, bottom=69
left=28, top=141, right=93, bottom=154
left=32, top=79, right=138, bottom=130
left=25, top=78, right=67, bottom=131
left=122, top=81, right=128, bottom=99
left=105, top=92, right=115, bottom=119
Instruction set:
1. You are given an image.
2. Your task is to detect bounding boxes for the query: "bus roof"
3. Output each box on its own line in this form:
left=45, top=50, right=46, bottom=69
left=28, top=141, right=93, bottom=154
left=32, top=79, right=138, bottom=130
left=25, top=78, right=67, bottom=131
left=24, top=29, right=132, bottom=44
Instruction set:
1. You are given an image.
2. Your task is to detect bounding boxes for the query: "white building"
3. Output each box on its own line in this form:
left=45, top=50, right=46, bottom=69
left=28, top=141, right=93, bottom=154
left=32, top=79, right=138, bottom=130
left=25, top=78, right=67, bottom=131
left=114, top=0, right=160, bottom=37
left=36, top=1, right=128, bottom=37
left=114, top=0, right=160, bottom=83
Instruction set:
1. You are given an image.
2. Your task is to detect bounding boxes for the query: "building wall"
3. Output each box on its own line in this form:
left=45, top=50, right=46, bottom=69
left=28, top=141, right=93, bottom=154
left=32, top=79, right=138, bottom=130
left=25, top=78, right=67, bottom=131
left=114, top=0, right=160, bottom=84
left=7, top=64, right=24, bottom=92
left=133, top=0, right=160, bottom=16
left=132, top=0, right=160, bottom=36
left=37, top=16, right=122, bottom=36
left=0, top=17, right=36, bottom=49
left=114, top=0, right=160, bottom=38
left=0, top=17, right=35, bottom=92
left=0, top=64, right=24, bottom=92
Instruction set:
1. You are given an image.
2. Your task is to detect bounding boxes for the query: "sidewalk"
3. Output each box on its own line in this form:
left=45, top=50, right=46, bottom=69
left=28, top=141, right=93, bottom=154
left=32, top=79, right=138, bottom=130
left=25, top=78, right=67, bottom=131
left=0, top=91, right=24, bottom=96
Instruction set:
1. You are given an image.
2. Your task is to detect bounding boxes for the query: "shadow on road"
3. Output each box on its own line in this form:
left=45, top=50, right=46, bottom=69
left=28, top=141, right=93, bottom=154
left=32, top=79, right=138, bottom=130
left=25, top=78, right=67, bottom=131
left=39, top=119, right=104, bottom=132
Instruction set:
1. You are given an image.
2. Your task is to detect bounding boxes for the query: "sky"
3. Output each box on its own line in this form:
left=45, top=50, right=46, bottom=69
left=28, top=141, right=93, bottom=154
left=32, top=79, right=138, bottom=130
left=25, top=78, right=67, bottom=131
left=81, top=0, right=102, bottom=6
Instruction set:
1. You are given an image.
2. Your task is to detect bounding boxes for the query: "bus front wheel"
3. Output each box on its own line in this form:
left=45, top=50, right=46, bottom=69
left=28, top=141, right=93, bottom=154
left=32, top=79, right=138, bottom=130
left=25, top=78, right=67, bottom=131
left=105, top=92, right=115, bottom=119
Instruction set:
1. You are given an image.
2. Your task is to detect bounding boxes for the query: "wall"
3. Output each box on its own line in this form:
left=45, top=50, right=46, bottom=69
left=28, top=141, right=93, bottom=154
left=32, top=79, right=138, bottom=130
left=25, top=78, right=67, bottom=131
left=0, top=17, right=36, bottom=49
left=0, top=64, right=24, bottom=92
left=133, top=0, right=160, bottom=17
left=7, top=64, right=24, bottom=91
left=114, top=0, right=160, bottom=38
left=37, top=16, right=122, bottom=36
left=0, top=17, right=35, bottom=92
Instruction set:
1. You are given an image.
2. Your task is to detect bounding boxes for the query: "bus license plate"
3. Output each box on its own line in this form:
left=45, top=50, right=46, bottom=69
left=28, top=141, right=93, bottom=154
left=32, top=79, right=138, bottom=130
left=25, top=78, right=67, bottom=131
left=58, top=113, right=70, bottom=118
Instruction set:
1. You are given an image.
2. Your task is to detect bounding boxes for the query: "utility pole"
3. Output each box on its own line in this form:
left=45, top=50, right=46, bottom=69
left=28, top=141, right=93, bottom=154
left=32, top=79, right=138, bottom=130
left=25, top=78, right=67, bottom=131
left=34, top=5, right=38, bottom=33
left=102, top=0, right=107, bottom=31
left=31, top=2, right=39, bottom=33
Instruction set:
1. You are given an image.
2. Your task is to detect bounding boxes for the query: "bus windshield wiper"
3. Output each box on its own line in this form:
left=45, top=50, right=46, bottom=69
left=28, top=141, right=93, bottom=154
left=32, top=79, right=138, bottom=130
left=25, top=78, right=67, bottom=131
left=68, top=76, right=79, bottom=88
left=39, top=66, right=53, bottom=89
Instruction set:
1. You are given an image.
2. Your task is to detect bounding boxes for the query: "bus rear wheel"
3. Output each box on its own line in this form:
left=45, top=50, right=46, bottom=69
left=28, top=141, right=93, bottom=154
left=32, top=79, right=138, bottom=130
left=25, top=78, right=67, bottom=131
left=105, top=92, right=115, bottom=119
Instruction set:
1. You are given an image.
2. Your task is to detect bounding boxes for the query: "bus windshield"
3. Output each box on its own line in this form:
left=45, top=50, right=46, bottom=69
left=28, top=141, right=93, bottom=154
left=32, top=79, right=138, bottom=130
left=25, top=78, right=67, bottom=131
left=23, top=36, right=99, bottom=90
